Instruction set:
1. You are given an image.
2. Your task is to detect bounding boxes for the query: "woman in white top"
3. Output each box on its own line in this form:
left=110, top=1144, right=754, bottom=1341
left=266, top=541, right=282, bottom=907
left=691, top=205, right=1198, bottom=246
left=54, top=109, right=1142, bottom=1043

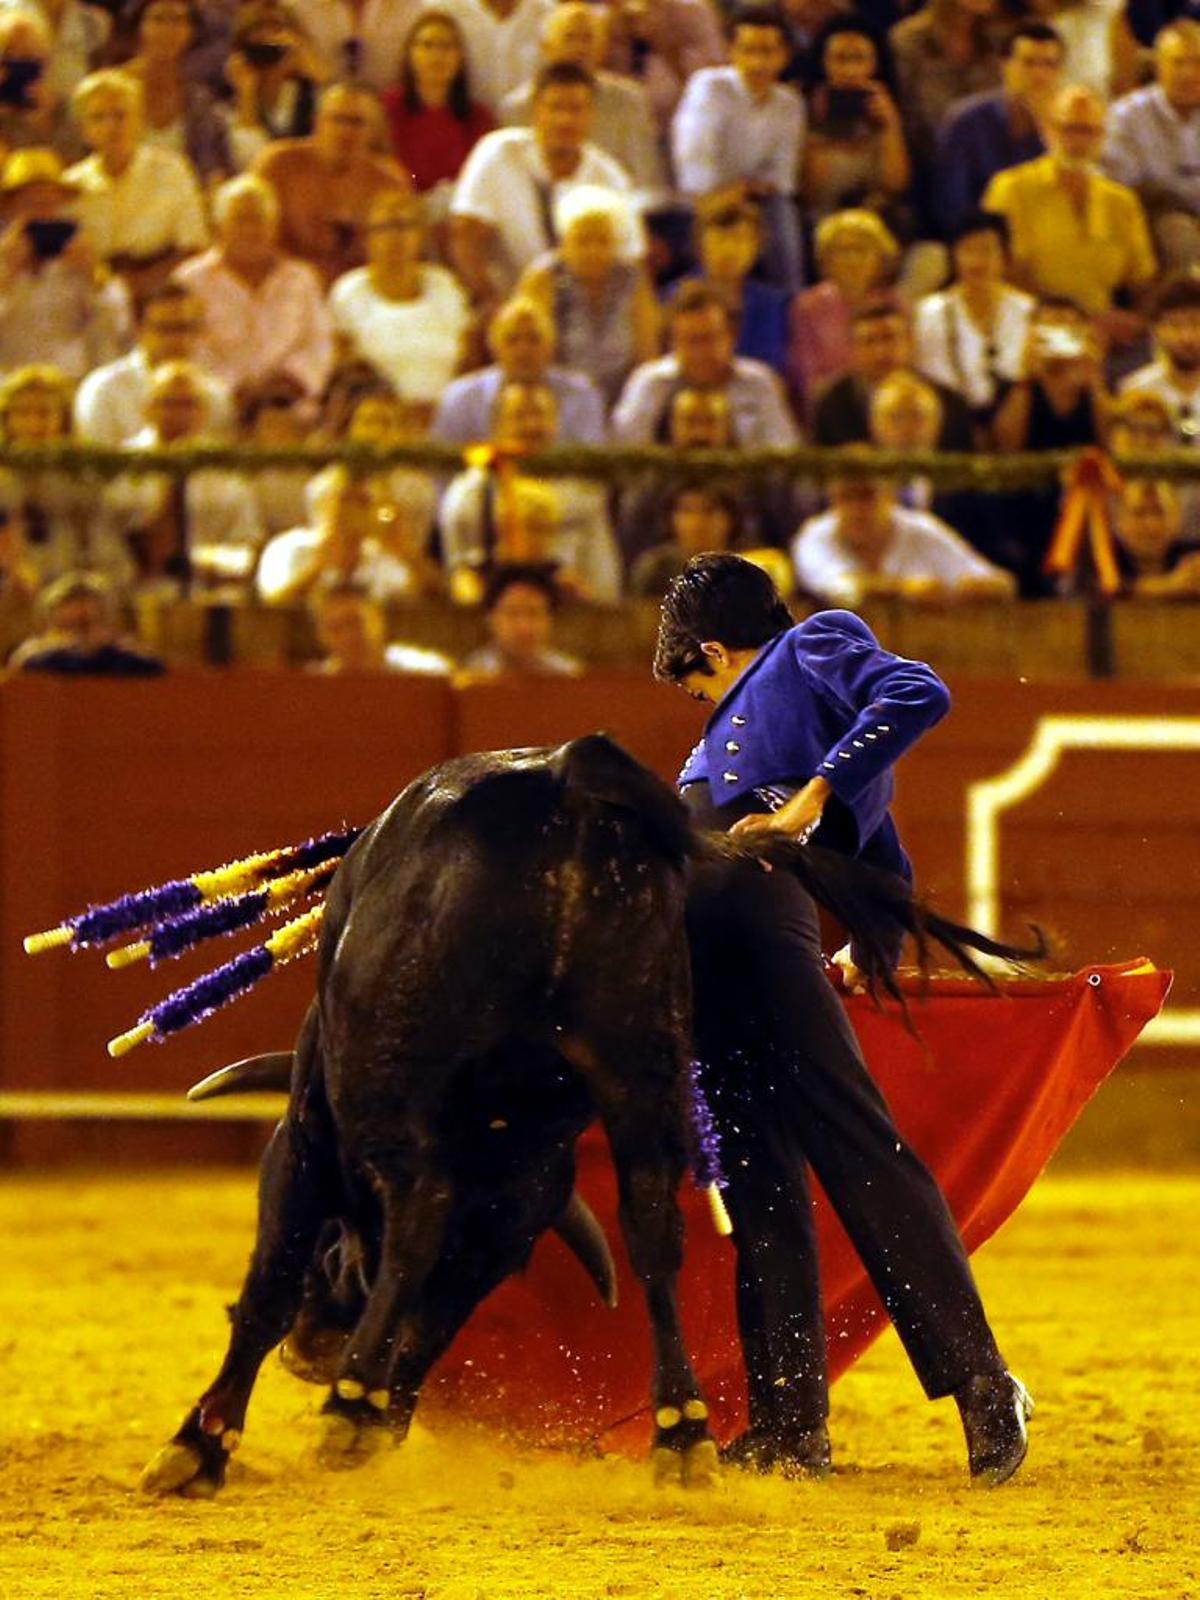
left=328, top=187, right=470, bottom=423
left=913, top=210, right=1035, bottom=427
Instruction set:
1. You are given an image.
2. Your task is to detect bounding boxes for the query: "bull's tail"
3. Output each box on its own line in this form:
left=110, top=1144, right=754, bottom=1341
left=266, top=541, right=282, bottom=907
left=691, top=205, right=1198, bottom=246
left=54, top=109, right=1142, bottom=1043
left=186, top=1051, right=295, bottom=1102
left=745, top=838, right=1047, bottom=1003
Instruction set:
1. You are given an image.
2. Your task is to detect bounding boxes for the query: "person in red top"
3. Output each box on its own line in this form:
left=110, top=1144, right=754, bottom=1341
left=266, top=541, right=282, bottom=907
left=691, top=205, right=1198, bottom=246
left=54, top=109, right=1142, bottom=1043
left=383, top=10, right=494, bottom=199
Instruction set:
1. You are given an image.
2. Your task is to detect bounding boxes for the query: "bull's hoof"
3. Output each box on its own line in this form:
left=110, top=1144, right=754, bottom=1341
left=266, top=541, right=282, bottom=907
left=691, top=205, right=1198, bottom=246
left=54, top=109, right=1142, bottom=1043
left=279, top=1327, right=347, bottom=1387
left=140, top=1440, right=223, bottom=1498
left=316, top=1407, right=394, bottom=1471
left=652, top=1439, right=721, bottom=1489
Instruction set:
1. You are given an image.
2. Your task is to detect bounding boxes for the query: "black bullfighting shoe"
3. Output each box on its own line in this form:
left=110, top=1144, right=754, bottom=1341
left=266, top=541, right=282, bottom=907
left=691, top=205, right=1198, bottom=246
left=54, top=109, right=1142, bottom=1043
left=955, top=1372, right=1035, bottom=1486
left=720, top=1423, right=833, bottom=1480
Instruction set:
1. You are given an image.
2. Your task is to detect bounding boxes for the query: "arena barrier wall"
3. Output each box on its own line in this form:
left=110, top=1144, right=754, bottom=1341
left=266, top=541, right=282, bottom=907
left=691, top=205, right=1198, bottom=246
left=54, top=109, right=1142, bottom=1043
left=2, top=672, right=1197, bottom=1162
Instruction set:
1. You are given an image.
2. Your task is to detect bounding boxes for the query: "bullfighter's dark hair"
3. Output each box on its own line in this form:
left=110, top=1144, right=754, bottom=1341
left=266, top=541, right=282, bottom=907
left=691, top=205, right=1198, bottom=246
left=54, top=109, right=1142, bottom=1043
left=653, top=553, right=792, bottom=682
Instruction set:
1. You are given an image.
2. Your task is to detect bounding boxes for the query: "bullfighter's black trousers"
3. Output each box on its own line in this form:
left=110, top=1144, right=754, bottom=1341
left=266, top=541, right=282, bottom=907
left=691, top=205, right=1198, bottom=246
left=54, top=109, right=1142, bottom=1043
left=684, top=855, right=1007, bottom=1434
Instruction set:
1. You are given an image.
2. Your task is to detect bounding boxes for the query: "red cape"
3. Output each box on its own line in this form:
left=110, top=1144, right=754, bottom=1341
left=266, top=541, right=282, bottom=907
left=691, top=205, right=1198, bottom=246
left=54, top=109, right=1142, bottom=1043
left=424, top=961, right=1169, bottom=1450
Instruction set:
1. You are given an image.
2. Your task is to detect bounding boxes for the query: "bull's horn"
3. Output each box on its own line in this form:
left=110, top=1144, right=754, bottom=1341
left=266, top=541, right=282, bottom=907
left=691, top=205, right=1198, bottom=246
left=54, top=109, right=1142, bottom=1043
left=186, top=1051, right=294, bottom=1102
left=553, top=1188, right=618, bottom=1309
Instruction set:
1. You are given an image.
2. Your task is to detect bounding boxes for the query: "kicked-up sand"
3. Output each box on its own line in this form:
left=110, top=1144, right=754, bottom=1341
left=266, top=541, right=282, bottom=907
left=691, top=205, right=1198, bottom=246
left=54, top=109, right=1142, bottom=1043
left=0, top=1169, right=1197, bottom=1600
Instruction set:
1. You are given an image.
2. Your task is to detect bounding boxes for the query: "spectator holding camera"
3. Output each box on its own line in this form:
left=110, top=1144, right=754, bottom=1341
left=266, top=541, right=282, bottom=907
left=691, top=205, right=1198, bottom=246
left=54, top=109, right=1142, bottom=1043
left=66, top=68, right=208, bottom=305
left=175, top=171, right=333, bottom=411
left=252, top=81, right=410, bottom=287
left=257, top=465, right=417, bottom=605
left=223, top=0, right=328, bottom=170
left=0, top=147, right=130, bottom=378
left=800, top=17, right=911, bottom=228
left=0, top=7, right=80, bottom=161
left=672, top=5, right=805, bottom=292
left=118, top=0, right=233, bottom=182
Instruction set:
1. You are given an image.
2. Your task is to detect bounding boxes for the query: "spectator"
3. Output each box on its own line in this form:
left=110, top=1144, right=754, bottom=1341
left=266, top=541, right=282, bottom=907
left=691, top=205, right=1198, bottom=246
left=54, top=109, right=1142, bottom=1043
left=790, top=207, right=899, bottom=419
left=222, top=0, right=329, bottom=171
left=800, top=17, right=911, bottom=229
left=257, top=465, right=418, bottom=604
left=913, top=210, right=1036, bottom=426
left=890, top=0, right=1007, bottom=180
left=0, top=146, right=131, bottom=379
left=629, top=480, right=745, bottom=595
left=175, top=172, right=333, bottom=412
left=993, top=299, right=1107, bottom=450
left=612, top=280, right=799, bottom=445
left=0, top=6, right=80, bottom=161
left=1120, top=274, right=1200, bottom=442
left=7, top=568, right=166, bottom=673
left=0, top=491, right=39, bottom=599
left=118, top=0, right=233, bottom=181
left=2, top=0, right=110, bottom=105
left=515, top=184, right=658, bottom=406
left=458, top=559, right=582, bottom=677
left=307, top=387, right=441, bottom=586
left=308, top=577, right=454, bottom=674
left=423, top=0, right=555, bottom=117
left=685, top=196, right=791, bottom=380
left=671, top=4, right=805, bottom=290
left=602, top=0, right=726, bottom=136
left=1111, top=477, right=1200, bottom=596
left=439, top=378, right=622, bottom=601
left=102, top=358, right=264, bottom=594
left=934, top=22, right=1065, bottom=236
left=501, top=1, right=666, bottom=191
left=983, top=85, right=1156, bottom=340
left=791, top=469, right=1015, bottom=604
left=285, top=0, right=422, bottom=92
left=252, top=81, right=410, bottom=287
left=992, top=298, right=1107, bottom=592
left=381, top=9, right=493, bottom=208
left=432, top=292, right=606, bottom=444
left=73, top=278, right=233, bottom=443
left=1107, top=386, right=1178, bottom=457
left=1103, top=19, right=1200, bottom=273
left=66, top=69, right=209, bottom=306
left=812, top=297, right=975, bottom=447
left=869, top=368, right=941, bottom=496
left=328, top=188, right=470, bottom=423
left=450, top=61, right=630, bottom=309
left=240, top=378, right=310, bottom=536
left=0, top=364, right=137, bottom=589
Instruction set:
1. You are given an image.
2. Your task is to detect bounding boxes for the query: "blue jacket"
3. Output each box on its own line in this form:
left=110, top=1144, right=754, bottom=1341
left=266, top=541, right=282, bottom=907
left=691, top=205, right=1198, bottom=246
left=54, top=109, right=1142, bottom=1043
left=678, top=610, right=950, bottom=878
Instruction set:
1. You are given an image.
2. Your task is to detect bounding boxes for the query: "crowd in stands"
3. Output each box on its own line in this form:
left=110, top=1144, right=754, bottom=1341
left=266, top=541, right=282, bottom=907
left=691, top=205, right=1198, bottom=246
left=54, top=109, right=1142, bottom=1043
left=2, top=0, right=1200, bottom=677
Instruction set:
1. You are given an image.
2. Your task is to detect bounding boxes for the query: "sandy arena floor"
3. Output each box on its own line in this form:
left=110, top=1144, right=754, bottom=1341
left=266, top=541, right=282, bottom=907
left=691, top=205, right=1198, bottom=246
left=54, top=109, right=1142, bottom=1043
left=0, top=1169, right=1197, bottom=1600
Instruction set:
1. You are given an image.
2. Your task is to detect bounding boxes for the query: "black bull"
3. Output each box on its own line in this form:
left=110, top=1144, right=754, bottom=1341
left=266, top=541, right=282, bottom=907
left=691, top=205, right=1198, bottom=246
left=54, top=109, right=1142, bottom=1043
left=141, top=735, right=1035, bottom=1497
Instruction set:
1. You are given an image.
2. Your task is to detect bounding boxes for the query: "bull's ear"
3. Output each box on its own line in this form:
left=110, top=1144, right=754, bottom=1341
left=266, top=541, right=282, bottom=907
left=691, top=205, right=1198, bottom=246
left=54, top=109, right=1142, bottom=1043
left=553, top=734, right=693, bottom=863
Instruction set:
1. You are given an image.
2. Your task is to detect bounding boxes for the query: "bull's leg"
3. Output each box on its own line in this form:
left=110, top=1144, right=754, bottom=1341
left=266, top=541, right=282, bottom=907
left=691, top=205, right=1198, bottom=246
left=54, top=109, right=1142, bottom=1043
left=383, top=1159, right=577, bottom=1434
left=317, top=1163, right=453, bottom=1467
left=280, top=1223, right=370, bottom=1386
left=590, top=1057, right=716, bottom=1487
left=141, top=1112, right=334, bottom=1497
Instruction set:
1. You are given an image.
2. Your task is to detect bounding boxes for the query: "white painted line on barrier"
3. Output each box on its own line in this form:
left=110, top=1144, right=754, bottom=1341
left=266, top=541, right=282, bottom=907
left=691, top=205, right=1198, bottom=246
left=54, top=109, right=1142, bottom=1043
left=966, top=713, right=1200, bottom=1047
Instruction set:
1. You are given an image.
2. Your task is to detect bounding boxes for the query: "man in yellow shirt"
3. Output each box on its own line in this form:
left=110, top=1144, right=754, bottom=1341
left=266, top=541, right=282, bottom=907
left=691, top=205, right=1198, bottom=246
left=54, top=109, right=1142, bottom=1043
left=983, top=85, right=1156, bottom=345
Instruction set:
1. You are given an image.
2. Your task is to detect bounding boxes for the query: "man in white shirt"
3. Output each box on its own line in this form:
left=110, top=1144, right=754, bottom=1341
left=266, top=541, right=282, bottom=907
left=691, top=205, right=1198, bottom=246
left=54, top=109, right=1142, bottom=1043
left=1102, top=19, right=1200, bottom=272
left=612, top=280, right=798, bottom=447
left=73, top=279, right=234, bottom=444
left=257, top=468, right=417, bottom=605
left=1120, top=274, right=1200, bottom=444
left=450, top=61, right=630, bottom=305
left=791, top=473, right=1014, bottom=605
left=501, top=2, right=666, bottom=191
left=671, top=4, right=805, bottom=288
